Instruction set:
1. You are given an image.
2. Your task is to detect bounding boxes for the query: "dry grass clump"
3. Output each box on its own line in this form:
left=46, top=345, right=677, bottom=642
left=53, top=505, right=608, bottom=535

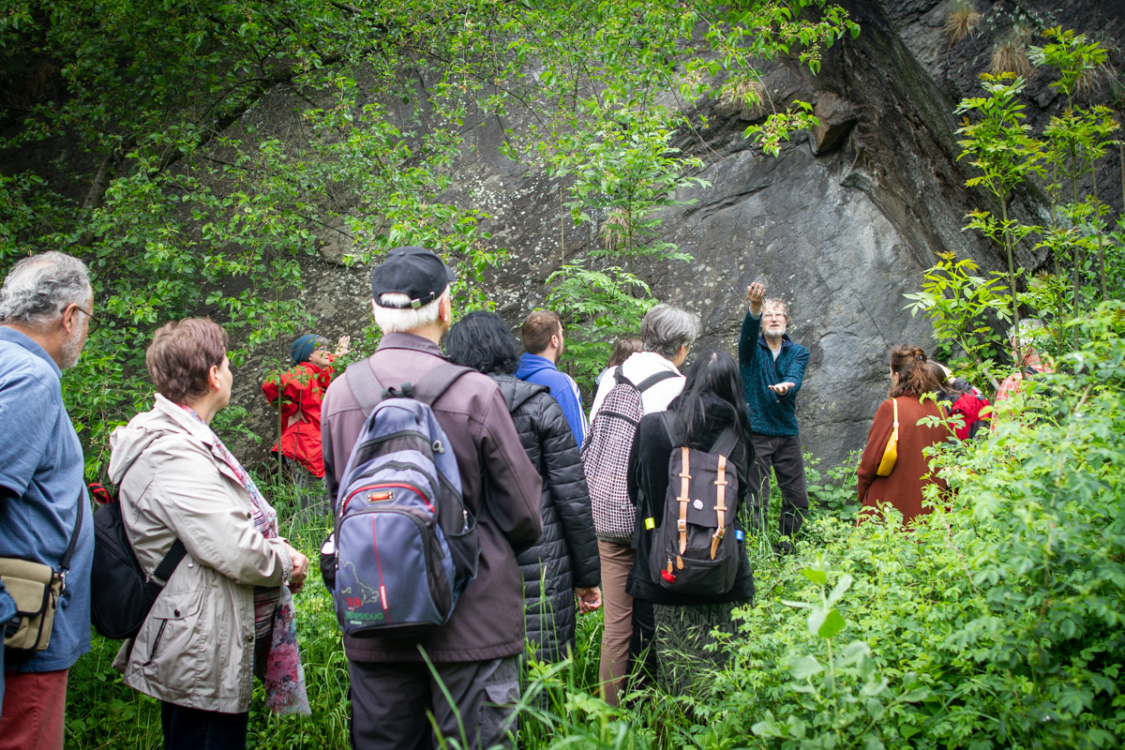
left=599, top=211, right=632, bottom=252
left=991, top=25, right=1034, bottom=77
left=944, top=0, right=981, bottom=45
left=1073, top=67, right=1101, bottom=96
left=721, top=77, right=766, bottom=110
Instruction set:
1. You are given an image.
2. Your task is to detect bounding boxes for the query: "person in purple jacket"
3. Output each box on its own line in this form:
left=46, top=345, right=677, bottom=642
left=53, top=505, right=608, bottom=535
left=515, top=310, right=588, bottom=446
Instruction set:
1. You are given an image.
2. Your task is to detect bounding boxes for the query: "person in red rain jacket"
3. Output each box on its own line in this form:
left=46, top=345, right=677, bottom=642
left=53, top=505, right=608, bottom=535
left=262, top=334, right=350, bottom=480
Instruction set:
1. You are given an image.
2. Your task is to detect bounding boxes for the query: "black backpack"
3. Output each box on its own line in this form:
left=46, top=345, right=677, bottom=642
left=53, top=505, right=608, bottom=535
left=88, top=483, right=186, bottom=640
left=647, top=414, right=742, bottom=596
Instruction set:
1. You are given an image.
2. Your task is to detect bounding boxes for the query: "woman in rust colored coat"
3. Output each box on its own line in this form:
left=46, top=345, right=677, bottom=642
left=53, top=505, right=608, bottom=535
left=857, top=345, right=950, bottom=525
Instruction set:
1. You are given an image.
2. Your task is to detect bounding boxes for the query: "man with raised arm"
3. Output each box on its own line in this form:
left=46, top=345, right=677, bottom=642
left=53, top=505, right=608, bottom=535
left=739, top=282, right=810, bottom=551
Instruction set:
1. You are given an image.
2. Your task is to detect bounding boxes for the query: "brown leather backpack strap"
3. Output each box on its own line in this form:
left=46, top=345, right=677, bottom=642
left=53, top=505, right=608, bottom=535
left=677, top=446, right=691, bottom=566
left=711, top=454, right=729, bottom=560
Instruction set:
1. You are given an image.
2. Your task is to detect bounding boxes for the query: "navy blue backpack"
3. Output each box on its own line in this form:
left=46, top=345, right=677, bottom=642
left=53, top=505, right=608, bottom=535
left=331, top=358, right=480, bottom=638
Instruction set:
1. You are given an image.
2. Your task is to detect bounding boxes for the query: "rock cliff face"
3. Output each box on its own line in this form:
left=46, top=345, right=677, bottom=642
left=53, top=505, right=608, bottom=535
left=237, top=0, right=1124, bottom=471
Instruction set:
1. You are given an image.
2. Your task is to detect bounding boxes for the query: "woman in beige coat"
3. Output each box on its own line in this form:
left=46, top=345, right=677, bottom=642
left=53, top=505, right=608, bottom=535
left=108, top=319, right=310, bottom=750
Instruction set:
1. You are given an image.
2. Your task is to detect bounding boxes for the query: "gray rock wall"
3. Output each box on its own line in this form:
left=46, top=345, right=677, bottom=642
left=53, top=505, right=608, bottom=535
left=233, top=0, right=1124, bottom=472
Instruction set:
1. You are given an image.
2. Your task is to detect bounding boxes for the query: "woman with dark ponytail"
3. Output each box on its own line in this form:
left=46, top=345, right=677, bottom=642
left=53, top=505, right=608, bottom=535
left=857, top=345, right=950, bottom=525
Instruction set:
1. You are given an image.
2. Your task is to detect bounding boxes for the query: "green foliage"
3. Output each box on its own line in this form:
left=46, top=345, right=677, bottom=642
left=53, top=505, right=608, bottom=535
left=922, top=33, right=1121, bottom=385
left=714, top=303, right=1125, bottom=750
left=805, top=451, right=860, bottom=527
left=904, top=252, right=1011, bottom=389
left=545, top=264, right=657, bottom=385
left=954, top=71, right=1042, bottom=364
left=540, top=116, right=704, bottom=379
left=752, top=556, right=929, bottom=749
left=1, top=0, right=859, bottom=463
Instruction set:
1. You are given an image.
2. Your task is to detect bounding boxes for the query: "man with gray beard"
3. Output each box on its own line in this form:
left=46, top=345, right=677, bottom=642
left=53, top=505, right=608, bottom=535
left=0, top=252, right=96, bottom=750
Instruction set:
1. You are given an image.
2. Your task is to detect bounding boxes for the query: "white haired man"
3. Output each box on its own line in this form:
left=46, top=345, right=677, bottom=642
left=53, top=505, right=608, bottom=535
left=0, top=252, right=96, bottom=750
left=320, top=246, right=543, bottom=749
left=586, top=302, right=702, bottom=706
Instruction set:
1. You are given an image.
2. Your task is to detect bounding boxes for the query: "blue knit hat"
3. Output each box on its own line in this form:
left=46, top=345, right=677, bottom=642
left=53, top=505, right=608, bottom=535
left=290, top=334, right=326, bottom=364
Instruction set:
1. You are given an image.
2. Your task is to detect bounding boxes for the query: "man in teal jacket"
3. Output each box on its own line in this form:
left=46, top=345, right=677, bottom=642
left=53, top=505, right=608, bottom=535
left=739, top=282, right=809, bottom=548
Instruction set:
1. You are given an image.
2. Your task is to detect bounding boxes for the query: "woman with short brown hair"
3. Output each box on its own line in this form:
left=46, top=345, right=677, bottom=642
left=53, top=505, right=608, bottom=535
left=109, top=318, right=311, bottom=750
left=857, top=345, right=951, bottom=526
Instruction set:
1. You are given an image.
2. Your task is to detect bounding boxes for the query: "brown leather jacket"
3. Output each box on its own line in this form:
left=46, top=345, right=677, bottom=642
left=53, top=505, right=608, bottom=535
left=321, top=333, right=543, bottom=663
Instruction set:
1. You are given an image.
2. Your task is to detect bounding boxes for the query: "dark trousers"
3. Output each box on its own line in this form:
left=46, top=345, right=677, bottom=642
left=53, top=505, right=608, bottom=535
left=349, top=656, right=521, bottom=750
left=749, top=433, right=809, bottom=537
left=629, top=599, right=657, bottom=691
left=161, top=702, right=249, bottom=750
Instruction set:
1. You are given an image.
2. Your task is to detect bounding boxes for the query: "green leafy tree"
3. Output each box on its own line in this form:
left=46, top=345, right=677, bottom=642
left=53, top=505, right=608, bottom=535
left=954, top=72, right=1044, bottom=367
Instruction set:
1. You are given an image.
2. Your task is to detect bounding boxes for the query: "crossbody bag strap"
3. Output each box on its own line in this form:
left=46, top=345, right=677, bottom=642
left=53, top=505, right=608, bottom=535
left=58, top=486, right=84, bottom=577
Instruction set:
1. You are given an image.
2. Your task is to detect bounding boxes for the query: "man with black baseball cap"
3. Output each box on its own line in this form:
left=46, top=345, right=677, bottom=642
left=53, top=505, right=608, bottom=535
left=321, top=246, right=543, bottom=749
left=368, top=245, right=457, bottom=310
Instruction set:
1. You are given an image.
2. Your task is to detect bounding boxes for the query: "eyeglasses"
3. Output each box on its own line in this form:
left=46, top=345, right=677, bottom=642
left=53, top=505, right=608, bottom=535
left=66, top=305, right=100, bottom=335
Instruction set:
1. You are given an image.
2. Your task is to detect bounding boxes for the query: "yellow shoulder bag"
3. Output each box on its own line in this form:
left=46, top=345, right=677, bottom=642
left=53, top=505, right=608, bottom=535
left=875, top=398, right=899, bottom=477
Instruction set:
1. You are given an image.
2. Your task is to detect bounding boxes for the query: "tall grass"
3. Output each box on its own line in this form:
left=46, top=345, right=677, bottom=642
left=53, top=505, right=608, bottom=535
left=65, top=460, right=859, bottom=748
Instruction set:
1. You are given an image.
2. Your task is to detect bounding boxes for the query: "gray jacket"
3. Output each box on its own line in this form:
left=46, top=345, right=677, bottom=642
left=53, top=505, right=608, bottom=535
left=108, top=394, right=294, bottom=713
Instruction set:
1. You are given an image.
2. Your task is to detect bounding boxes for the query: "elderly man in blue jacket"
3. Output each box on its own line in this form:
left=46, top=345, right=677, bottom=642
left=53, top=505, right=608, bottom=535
left=740, top=282, right=810, bottom=551
left=515, top=310, right=588, bottom=445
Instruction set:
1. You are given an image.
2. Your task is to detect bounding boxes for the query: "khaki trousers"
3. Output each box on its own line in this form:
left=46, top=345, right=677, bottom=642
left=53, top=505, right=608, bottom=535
left=597, top=540, right=635, bottom=706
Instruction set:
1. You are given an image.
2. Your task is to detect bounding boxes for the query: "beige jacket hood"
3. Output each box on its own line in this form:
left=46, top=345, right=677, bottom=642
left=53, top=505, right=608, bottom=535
left=108, top=394, right=293, bottom=713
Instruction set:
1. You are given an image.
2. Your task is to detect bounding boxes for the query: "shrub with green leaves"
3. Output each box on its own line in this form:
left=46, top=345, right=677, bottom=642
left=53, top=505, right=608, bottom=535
left=692, top=302, right=1125, bottom=750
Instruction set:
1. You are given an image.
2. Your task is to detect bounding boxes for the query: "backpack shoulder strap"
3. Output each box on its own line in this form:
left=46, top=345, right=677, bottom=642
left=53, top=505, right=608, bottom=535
left=149, top=539, right=187, bottom=587
left=711, top=427, right=739, bottom=461
left=661, top=411, right=739, bottom=459
left=400, top=363, right=475, bottom=407
left=635, top=369, right=679, bottom=392
left=346, top=357, right=385, bottom=416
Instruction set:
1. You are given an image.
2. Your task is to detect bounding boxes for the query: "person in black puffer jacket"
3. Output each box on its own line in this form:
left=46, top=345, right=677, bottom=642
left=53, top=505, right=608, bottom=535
left=628, top=350, right=756, bottom=697
left=445, top=312, right=601, bottom=663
